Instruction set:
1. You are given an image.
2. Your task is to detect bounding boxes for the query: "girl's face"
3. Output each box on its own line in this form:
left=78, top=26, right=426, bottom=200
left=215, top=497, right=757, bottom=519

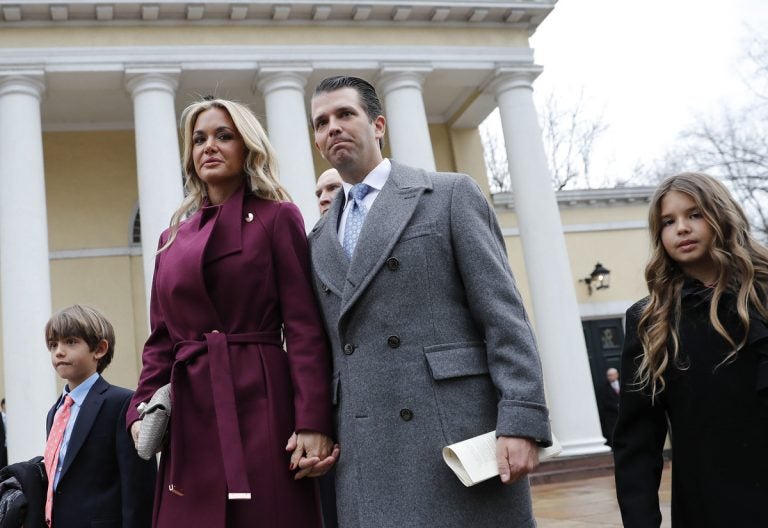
left=192, top=107, right=247, bottom=204
left=659, top=190, right=716, bottom=283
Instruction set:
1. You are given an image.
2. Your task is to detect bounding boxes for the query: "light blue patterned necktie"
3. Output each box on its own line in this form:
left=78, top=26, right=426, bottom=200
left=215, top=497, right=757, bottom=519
left=343, top=183, right=372, bottom=260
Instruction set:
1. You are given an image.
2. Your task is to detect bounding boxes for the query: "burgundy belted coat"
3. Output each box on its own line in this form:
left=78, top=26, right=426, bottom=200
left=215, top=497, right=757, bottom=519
left=127, top=185, right=333, bottom=527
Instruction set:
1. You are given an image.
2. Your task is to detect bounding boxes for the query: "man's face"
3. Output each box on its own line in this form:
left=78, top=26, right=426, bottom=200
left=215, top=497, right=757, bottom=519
left=311, top=87, right=386, bottom=182
left=315, top=169, right=343, bottom=215
left=606, top=369, right=619, bottom=383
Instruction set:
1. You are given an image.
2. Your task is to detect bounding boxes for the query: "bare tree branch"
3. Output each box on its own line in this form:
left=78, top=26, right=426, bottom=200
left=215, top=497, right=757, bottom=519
left=634, top=29, right=768, bottom=240
left=479, top=88, right=608, bottom=193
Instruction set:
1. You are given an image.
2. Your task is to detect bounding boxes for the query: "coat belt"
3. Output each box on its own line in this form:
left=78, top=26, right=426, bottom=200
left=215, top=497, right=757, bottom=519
left=169, top=330, right=283, bottom=501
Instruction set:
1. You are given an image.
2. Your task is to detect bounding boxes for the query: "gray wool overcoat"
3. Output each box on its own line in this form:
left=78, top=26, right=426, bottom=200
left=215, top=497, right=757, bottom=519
left=308, top=161, right=552, bottom=528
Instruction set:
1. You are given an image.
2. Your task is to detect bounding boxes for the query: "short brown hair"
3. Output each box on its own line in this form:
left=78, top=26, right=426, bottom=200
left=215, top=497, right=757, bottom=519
left=45, top=305, right=115, bottom=373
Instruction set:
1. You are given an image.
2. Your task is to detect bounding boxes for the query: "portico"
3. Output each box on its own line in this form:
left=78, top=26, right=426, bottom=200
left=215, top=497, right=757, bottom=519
left=0, top=0, right=607, bottom=463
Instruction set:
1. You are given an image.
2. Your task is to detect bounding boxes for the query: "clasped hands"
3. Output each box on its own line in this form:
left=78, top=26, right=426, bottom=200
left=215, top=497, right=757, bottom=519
left=285, top=431, right=339, bottom=480
left=133, top=422, right=530, bottom=484
left=130, top=422, right=339, bottom=480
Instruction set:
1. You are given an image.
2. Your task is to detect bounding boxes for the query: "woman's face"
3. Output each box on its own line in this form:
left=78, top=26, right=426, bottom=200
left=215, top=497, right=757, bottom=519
left=192, top=106, right=248, bottom=203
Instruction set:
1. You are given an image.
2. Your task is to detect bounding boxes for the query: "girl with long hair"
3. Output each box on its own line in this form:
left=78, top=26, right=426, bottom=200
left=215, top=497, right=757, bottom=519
left=126, top=98, right=337, bottom=527
left=613, top=172, right=768, bottom=527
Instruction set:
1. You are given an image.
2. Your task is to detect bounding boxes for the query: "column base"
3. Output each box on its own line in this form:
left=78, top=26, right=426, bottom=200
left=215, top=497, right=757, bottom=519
left=557, top=435, right=611, bottom=457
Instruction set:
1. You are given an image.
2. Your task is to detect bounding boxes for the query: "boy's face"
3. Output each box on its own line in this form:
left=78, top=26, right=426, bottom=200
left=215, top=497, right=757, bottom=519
left=48, top=336, right=106, bottom=390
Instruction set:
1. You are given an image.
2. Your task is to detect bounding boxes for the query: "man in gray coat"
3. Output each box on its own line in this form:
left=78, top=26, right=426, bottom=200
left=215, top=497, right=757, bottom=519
left=308, top=75, right=552, bottom=528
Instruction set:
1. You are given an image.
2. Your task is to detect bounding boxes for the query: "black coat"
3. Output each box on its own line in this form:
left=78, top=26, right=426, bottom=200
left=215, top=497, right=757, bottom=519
left=0, top=417, right=7, bottom=469
left=46, top=377, right=156, bottom=528
left=597, top=381, right=620, bottom=446
left=0, top=456, right=46, bottom=528
left=614, top=280, right=768, bottom=528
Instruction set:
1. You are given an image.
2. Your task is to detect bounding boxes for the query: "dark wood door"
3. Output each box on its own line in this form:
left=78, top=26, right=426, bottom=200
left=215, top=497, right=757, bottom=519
left=582, top=318, right=624, bottom=391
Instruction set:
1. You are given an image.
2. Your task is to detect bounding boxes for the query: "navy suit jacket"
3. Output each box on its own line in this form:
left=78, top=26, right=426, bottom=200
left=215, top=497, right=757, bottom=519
left=46, top=376, right=156, bottom=528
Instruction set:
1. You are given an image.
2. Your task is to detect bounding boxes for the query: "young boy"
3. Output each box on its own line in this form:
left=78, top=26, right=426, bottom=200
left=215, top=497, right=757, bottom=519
left=44, top=305, right=155, bottom=528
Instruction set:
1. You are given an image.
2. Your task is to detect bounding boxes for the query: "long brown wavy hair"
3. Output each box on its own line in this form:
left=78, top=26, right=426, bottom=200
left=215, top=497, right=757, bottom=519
left=159, top=98, right=291, bottom=252
left=637, top=172, right=768, bottom=397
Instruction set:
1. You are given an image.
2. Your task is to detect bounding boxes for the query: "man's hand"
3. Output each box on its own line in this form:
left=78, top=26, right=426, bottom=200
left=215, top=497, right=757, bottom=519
left=285, top=431, right=339, bottom=480
left=130, top=420, right=141, bottom=447
left=496, top=436, right=539, bottom=484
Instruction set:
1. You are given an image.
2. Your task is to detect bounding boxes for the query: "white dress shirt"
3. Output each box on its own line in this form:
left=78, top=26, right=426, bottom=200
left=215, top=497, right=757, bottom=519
left=337, top=158, right=392, bottom=244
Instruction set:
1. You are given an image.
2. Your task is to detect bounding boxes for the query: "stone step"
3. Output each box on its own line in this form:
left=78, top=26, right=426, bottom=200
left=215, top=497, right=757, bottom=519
left=530, top=450, right=672, bottom=485
left=530, top=452, right=615, bottom=485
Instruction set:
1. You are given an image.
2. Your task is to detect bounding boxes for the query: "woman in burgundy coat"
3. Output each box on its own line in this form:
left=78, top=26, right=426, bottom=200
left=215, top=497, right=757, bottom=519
left=126, top=98, right=336, bottom=527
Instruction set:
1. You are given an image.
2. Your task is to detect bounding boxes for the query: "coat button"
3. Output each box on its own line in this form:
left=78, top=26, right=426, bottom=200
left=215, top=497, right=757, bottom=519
left=386, top=257, right=399, bottom=270
left=322, top=283, right=330, bottom=293
left=343, top=343, right=355, bottom=355
left=399, top=408, right=413, bottom=421
left=387, top=335, right=401, bottom=348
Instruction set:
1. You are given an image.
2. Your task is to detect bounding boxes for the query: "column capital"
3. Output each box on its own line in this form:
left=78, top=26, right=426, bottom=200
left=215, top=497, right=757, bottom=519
left=377, top=65, right=433, bottom=95
left=255, top=65, right=312, bottom=96
left=125, top=67, right=181, bottom=99
left=487, top=66, right=542, bottom=97
left=0, top=70, right=46, bottom=100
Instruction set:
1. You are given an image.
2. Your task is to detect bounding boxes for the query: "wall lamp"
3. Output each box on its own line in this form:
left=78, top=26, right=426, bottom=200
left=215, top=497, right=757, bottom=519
left=581, top=262, right=610, bottom=295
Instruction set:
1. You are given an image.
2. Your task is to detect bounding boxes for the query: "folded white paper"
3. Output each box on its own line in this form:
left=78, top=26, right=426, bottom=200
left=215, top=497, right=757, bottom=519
left=443, top=431, right=562, bottom=487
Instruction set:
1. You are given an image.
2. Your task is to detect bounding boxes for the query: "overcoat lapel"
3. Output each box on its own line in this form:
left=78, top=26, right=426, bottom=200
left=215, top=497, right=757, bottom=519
left=339, top=162, right=432, bottom=324
left=310, top=191, right=348, bottom=297
left=203, top=186, right=244, bottom=264
left=59, top=376, right=108, bottom=480
left=158, top=186, right=249, bottom=333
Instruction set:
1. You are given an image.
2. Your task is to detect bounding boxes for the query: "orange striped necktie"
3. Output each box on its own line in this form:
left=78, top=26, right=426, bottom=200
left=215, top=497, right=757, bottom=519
left=44, top=395, right=74, bottom=527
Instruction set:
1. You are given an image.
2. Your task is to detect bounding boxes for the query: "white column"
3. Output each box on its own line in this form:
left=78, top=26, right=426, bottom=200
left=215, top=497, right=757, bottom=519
left=0, top=71, right=58, bottom=462
left=125, top=69, right=184, bottom=311
left=377, top=68, right=436, bottom=172
left=256, top=68, right=319, bottom=229
left=493, top=69, right=607, bottom=456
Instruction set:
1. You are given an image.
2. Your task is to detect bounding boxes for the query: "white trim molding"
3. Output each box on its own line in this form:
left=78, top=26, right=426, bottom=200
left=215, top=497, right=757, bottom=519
left=502, top=220, right=648, bottom=237
left=0, top=45, right=535, bottom=72
left=494, top=186, right=655, bottom=211
left=50, top=246, right=143, bottom=260
left=0, top=1, right=556, bottom=30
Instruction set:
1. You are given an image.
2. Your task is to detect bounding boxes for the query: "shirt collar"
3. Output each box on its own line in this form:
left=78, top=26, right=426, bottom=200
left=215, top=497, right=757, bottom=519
left=64, top=372, right=100, bottom=407
left=341, top=158, right=391, bottom=205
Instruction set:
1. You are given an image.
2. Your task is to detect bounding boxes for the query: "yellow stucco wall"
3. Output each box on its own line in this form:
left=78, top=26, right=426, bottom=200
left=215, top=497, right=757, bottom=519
left=44, top=129, right=147, bottom=392
left=565, top=228, right=650, bottom=305
left=429, top=124, right=455, bottom=173
left=449, top=127, right=491, bottom=197
left=0, top=26, right=528, bottom=49
left=44, top=131, right=139, bottom=250
left=49, top=257, right=143, bottom=391
left=0, top=130, right=150, bottom=399
left=497, top=203, right=651, bottom=315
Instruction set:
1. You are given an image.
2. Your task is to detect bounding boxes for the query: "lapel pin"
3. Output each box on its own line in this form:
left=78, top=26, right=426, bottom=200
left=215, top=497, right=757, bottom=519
left=245, top=213, right=254, bottom=223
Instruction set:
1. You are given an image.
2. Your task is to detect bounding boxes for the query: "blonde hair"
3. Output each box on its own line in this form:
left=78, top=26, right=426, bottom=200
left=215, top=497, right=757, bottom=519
left=160, top=98, right=291, bottom=251
left=637, top=172, right=768, bottom=396
left=45, top=305, right=116, bottom=373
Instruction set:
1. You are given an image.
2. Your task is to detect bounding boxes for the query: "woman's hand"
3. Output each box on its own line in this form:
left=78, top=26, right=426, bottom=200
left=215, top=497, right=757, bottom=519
left=130, top=420, right=142, bottom=447
left=285, top=431, right=340, bottom=480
